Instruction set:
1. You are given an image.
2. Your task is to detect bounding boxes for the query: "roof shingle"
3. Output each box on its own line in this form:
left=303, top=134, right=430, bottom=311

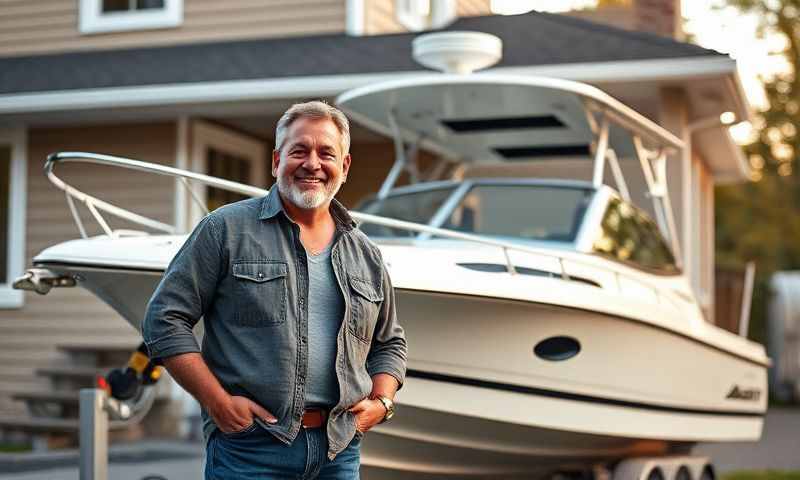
left=0, top=11, right=724, bottom=95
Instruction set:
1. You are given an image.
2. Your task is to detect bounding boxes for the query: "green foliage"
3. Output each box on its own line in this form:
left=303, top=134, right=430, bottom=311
left=722, top=471, right=800, bottom=480
left=716, top=0, right=800, bottom=343
left=0, top=442, right=31, bottom=453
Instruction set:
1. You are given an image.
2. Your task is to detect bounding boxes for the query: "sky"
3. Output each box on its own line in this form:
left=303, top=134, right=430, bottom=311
left=489, top=1, right=783, bottom=142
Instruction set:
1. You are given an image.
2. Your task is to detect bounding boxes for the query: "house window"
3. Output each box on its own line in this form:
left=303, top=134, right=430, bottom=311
left=206, top=149, right=252, bottom=212
left=0, top=129, right=27, bottom=309
left=79, top=0, right=183, bottom=34
left=396, top=0, right=454, bottom=31
left=185, top=121, right=266, bottom=228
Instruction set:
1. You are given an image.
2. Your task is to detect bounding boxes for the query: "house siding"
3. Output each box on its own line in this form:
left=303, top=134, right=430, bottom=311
left=0, top=122, right=176, bottom=416
left=363, top=0, right=405, bottom=35
left=0, top=0, right=346, bottom=58
left=455, top=0, right=491, bottom=16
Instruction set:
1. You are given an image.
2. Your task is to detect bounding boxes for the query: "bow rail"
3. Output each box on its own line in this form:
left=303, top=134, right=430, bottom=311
left=45, top=151, right=680, bottom=307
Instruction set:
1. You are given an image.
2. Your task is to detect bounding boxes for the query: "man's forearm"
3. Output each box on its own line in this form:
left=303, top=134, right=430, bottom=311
left=370, top=373, right=400, bottom=400
left=162, top=352, right=231, bottom=413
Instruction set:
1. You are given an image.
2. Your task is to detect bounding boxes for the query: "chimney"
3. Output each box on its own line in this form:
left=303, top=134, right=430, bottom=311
left=565, top=0, right=683, bottom=40
left=634, top=0, right=682, bottom=39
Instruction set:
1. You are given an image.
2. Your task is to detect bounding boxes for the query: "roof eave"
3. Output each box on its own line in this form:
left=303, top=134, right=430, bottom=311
left=714, top=127, right=752, bottom=185
left=0, top=55, right=737, bottom=116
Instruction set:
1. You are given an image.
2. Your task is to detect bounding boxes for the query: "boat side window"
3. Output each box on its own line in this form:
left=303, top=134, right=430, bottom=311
left=592, top=198, right=678, bottom=273
left=441, top=185, right=592, bottom=242
left=357, top=187, right=457, bottom=237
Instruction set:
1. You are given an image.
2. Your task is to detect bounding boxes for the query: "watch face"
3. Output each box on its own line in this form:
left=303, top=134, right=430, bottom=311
left=378, top=396, right=394, bottom=422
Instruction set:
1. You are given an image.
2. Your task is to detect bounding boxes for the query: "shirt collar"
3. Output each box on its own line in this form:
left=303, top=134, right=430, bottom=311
left=259, top=187, right=356, bottom=232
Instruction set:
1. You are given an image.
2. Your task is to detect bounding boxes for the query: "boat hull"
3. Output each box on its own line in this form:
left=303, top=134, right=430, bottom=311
left=392, top=289, right=765, bottom=440
left=35, top=262, right=162, bottom=331
left=354, top=288, right=765, bottom=477
left=31, top=259, right=766, bottom=477
left=360, top=403, right=674, bottom=480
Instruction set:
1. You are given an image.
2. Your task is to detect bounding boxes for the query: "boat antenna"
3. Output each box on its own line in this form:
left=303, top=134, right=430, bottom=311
left=412, top=31, right=502, bottom=74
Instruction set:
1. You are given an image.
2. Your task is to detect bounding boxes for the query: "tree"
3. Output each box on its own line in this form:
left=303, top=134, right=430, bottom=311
left=716, top=0, right=800, bottom=344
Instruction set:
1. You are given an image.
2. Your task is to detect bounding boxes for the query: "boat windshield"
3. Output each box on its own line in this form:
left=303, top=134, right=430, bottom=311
left=357, top=186, right=458, bottom=237
left=358, top=183, right=593, bottom=243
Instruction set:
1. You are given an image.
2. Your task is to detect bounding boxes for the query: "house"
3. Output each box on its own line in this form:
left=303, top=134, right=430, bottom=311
left=0, top=0, right=750, bottom=437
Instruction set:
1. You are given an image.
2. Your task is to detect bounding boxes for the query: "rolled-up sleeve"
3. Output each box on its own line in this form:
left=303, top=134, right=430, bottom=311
left=142, top=214, right=224, bottom=361
left=366, top=265, right=407, bottom=388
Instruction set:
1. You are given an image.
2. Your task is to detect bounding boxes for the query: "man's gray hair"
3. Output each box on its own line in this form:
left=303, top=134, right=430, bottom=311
left=274, top=101, right=351, bottom=156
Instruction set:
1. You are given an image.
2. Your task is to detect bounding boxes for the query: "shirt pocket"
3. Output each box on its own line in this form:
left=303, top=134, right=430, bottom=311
left=232, top=261, right=287, bottom=327
left=347, top=275, right=384, bottom=344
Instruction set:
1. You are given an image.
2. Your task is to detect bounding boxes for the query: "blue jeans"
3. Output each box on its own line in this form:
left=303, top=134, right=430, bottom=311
left=205, top=423, right=361, bottom=479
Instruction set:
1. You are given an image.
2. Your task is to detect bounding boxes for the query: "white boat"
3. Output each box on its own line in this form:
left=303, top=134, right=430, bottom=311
left=15, top=33, right=768, bottom=480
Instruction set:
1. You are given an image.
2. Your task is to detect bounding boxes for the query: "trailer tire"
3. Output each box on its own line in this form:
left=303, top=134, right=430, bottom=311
left=647, top=467, right=665, bottom=480
left=699, top=465, right=715, bottom=480
left=675, top=466, right=692, bottom=480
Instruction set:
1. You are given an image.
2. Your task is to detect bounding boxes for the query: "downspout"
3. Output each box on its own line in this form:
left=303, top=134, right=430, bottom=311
left=684, top=112, right=737, bottom=307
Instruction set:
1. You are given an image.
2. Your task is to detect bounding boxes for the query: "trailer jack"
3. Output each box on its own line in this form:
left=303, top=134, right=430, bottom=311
left=80, top=342, right=162, bottom=480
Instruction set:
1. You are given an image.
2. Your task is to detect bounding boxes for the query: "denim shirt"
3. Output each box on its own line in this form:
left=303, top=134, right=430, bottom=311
left=142, top=189, right=407, bottom=460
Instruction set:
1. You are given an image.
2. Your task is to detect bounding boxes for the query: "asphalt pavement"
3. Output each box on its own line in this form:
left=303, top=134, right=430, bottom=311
left=0, top=407, right=797, bottom=479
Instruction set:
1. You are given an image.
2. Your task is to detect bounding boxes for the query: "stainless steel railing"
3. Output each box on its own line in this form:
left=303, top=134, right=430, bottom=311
left=44, top=151, right=680, bottom=306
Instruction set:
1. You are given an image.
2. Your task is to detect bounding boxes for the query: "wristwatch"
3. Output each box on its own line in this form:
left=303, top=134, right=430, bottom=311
left=375, top=395, right=395, bottom=423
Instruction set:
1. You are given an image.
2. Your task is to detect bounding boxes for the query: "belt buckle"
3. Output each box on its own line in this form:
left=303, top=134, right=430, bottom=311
left=302, top=408, right=325, bottom=429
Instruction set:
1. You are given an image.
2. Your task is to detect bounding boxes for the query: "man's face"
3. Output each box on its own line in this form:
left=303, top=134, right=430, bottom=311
left=272, top=116, right=351, bottom=211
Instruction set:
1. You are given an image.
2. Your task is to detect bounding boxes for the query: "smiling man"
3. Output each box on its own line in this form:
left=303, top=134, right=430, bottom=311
left=142, top=101, right=407, bottom=479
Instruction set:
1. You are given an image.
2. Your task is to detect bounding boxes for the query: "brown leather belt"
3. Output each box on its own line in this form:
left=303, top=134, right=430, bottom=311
left=301, top=408, right=327, bottom=429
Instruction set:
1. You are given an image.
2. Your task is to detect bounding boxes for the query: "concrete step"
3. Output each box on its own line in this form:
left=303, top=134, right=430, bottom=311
left=57, top=342, right=138, bottom=367
left=10, top=390, right=169, bottom=407
left=36, top=365, right=108, bottom=381
left=8, top=389, right=170, bottom=421
left=0, top=332, right=137, bottom=348
left=0, top=348, right=60, bottom=365
left=35, top=366, right=108, bottom=391
left=11, top=391, right=82, bottom=404
left=0, top=415, right=129, bottom=433
left=0, top=416, right=79, bottom=433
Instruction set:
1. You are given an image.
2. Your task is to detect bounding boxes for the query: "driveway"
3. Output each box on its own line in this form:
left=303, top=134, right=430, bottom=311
left=694, top=407, right=800, bottom=473
left=0, top=408, right=797, bottom=479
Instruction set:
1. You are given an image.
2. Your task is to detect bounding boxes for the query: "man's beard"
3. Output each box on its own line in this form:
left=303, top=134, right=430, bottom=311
left=276, top=166, right=343, bottom=210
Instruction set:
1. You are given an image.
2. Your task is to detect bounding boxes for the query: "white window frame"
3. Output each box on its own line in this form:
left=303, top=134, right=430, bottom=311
left=0, top=128, right=27, bottom=309
left=346, top=0, right=365, bottom=36
left=396, top=0, right=430, bottom=31
left=185, top=120, right=267, bottom=227
left=79, top=0, right=183, bottom=35
left=396, top=0, right=455, bottom=31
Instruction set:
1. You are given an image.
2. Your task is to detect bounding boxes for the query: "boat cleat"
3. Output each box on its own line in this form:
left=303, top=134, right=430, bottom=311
left=12, top=268, right=76, bottom=294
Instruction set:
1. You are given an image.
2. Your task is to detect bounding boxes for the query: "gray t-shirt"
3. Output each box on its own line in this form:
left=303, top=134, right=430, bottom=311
left=304, top=242, right=345, bottom=408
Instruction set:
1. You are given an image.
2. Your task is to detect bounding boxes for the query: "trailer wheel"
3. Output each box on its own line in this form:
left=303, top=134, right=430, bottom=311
left=675, top=466, right=692, bottom=480
left=699, top=465, right=715, bottom=480
left=647, top=467, right=665, bottom=480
